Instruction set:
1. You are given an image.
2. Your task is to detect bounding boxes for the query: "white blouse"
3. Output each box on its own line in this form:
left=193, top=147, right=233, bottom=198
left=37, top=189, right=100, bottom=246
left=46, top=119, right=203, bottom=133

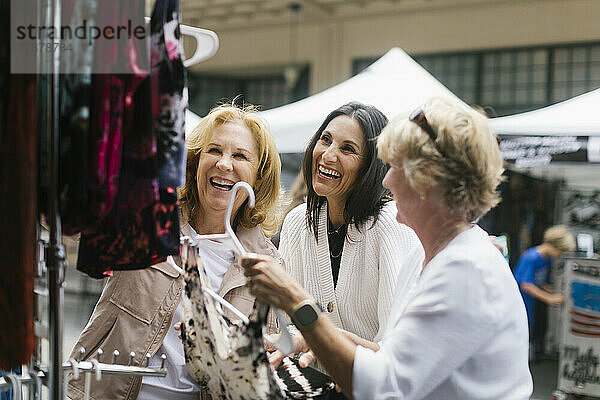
left=352, top=226, right=533, bottom=400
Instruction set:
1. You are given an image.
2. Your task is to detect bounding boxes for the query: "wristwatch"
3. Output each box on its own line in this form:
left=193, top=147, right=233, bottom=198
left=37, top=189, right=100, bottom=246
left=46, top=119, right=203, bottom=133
left=291, top=300, right=322, bottom=331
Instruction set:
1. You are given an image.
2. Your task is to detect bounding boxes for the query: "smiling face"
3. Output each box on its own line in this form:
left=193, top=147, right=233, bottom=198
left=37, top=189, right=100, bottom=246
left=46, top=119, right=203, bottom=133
left=311, top=115, right=365, bottom=207
left=196, top=122, right=259, bottom=223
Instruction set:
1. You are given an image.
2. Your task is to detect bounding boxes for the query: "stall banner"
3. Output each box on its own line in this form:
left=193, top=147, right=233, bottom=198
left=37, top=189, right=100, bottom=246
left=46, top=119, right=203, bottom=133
left=558, top=258, right=600, bottom=396
left=498, top=135, right=600, bottom=167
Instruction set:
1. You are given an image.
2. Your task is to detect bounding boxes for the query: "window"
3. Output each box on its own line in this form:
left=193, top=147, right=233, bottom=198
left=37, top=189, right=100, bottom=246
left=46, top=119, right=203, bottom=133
left=415, top=53, right=478, bottom=105
left=552, top=44, right=600, bottom=102
left=353, top=42, right=600, bottom=117
left=188, top=66, right=310, bottom=116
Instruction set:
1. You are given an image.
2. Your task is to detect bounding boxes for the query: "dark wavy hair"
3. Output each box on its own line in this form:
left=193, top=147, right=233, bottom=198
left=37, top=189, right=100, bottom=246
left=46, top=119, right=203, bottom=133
left=302, top=101, right=391, bottom=241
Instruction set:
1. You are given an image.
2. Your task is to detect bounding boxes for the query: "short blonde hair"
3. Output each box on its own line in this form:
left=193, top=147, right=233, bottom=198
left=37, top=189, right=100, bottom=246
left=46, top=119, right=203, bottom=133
left=378, top=97, right=504, bottom=222
left=543, top=225, right=575, bottom=254
left=179, top=104, right=282, bottom=236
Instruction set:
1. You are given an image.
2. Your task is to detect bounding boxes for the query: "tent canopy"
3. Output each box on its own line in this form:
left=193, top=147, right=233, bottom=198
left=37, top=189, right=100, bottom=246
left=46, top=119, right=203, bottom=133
left=259, top=47, right=466, bottom=153
left=489, top=88, right=600, bottom=190
left=489, top=88, right=600, bottom=137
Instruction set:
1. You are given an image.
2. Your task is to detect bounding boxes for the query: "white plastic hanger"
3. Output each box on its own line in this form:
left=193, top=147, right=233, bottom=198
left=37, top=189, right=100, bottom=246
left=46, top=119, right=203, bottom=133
left=194, top=182, right=295, bottom=355
left=144, top=17, right=219, bottom=67
left=180, top=24, right=219, bottom=67
left=4, top=373, right=21, bottom=400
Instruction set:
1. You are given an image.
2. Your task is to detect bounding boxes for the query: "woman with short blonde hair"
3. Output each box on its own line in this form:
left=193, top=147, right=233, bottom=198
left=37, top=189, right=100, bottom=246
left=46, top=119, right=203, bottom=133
left=377, top=97, right=504, bottom=222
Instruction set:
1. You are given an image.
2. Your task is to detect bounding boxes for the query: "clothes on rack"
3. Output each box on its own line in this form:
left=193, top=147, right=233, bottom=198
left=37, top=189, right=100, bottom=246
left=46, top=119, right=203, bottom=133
left=59, top=0, right=154, bottom=235
left=151, top=0, right=188, bottom=191
left=77, top=189, right=179, bottom=278
left=0, top=0, right=36, bottom=370
left=67, top=0, right=186, bottom=277
left=58, top=0, right=96, bottom=234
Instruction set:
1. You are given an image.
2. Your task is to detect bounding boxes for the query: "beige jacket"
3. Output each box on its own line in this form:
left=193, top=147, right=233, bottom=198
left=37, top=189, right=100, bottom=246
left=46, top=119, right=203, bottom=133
left=67, top=225, right=282, bottom=400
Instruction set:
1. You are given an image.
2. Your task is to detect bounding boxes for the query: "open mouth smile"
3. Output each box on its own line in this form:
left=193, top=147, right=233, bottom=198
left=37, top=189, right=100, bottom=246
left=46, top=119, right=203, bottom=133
left=318, top=165, right=341, bottom=180
left=209, top=177, right=236, bottom=191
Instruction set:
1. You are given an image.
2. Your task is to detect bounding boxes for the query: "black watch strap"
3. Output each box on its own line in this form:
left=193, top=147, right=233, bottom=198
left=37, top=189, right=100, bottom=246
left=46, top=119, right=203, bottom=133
left=290, top=300, right=322, bottom=331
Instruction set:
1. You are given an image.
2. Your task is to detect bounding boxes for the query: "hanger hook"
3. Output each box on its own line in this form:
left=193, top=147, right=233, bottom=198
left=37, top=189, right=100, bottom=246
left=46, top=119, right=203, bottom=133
left=224, top=182, right=255, bottom=254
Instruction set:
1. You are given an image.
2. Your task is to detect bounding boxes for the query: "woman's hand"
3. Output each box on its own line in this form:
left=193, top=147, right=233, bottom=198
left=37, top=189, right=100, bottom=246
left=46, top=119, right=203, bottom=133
left=268, top=332, right=316, bottom=369
left=241, top=253, right=310, bottom=314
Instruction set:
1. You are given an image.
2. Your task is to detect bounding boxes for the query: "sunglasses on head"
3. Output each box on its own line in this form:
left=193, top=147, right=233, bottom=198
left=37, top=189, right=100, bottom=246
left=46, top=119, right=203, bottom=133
left=409, top=108, right=447, bottom=157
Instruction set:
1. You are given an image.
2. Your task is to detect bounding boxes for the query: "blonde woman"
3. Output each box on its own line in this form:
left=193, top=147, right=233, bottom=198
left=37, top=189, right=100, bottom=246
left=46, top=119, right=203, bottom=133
left=68, top=104, right=284, bottom=400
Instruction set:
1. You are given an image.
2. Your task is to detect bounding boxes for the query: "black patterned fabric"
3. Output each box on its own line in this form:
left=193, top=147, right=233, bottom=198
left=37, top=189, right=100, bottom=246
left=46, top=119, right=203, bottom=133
left=75, top=0, right=186, bottom=277
left=151, top=0, right=187, bottom=190
left=180, top=239, right=335, bottom=399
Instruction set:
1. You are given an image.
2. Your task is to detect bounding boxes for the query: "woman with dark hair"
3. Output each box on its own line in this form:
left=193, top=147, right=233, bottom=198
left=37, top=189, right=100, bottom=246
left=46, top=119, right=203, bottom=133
left=277, top=102, right=420, bottom=357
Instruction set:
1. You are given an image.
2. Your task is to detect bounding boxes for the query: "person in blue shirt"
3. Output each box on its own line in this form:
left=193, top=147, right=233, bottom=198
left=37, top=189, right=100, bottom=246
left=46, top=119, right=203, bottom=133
left=514, top=225, right=575, bottom=359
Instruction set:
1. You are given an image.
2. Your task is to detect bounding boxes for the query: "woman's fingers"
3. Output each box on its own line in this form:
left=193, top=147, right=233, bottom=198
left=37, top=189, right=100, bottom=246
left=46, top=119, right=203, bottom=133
left=298, top=350, right=315, bottom=368
left=268, top=350, right=286, bottom=369
left=174, top=322, right=182, bottom=339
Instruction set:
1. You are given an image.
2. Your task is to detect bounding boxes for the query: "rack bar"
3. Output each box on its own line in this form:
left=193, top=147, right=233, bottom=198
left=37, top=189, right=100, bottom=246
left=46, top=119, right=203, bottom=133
left=45, top=0, right=64, bottom=397
left=0, top=362, right=167, bottom=392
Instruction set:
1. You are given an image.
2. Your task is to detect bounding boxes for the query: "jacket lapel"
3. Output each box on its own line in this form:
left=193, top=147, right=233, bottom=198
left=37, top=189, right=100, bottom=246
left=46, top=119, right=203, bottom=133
left=304, top=202, right=343, bottom=328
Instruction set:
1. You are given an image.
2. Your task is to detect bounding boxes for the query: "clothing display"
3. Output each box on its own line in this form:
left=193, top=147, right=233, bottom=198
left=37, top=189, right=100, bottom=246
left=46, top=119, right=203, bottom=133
left=353, top=226, right=533, bottom=400
left=151, top=0, right=188, bottom=191
left=279, top=202, right=421, bottom=342
left=180, top=238, right=334, bottom=399
left=76, top=188, right=179, bottom=278
left=58, top=0, right=96, bottom=234
left=68, top=224, right=282, bottom=400
left=60, top=0, right=152, bottom=235
left=0, top=0, right=36, bottom=367
left=75, top=0, right=187, bottom=276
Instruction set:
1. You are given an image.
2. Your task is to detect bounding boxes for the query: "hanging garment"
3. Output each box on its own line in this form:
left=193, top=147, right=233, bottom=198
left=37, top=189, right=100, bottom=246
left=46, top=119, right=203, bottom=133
left=58, top=0, right=97, bottom=235
left=60, top=0, right=153, bottom=236
left=77, top=188, right=179, bottom=278
left=151, top=0, right=188, bottom=191
left=180, top=239, right=334, bottom=399
left=0, top=0, right=36, bottom=370
left=76, top=0, right=183, bottom=277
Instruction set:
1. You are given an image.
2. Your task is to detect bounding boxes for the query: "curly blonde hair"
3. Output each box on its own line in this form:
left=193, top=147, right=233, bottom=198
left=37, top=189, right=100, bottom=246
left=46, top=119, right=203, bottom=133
left=378, top=97, right=504, bottom=222
left=179, top=104, right=282, bottom=236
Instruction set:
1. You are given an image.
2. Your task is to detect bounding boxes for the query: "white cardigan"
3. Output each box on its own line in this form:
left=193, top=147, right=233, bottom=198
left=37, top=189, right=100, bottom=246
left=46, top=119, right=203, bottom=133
left=279, top=201, right=420, bottom=342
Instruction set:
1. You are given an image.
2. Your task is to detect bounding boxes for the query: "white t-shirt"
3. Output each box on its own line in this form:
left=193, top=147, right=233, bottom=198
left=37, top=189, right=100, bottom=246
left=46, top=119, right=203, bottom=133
left=137, top=225, right=234, bottom=399
left=352, top=225, right=533, bottom=400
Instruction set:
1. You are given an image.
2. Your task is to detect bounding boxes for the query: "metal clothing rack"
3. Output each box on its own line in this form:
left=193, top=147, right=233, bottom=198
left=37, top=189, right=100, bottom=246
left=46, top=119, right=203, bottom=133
left=0, top=0, right=218, bottom=397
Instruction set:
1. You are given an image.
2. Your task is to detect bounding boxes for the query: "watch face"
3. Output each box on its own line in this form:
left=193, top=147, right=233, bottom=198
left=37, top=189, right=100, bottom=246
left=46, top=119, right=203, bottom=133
left=296, top=304, right=319, bottom=326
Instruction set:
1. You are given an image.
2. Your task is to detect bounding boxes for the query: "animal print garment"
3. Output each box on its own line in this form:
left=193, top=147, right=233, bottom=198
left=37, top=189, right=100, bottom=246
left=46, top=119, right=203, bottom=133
left=180, top=238, right=334, bottom=399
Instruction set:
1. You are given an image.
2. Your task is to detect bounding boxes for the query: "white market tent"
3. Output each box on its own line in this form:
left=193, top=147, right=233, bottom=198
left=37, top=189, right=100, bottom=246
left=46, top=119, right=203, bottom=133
left=259, top=47, right=467, bottom=154
left=490, top=88, right=600, bottom=137
left=489, top=89, right=600, bottom=189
